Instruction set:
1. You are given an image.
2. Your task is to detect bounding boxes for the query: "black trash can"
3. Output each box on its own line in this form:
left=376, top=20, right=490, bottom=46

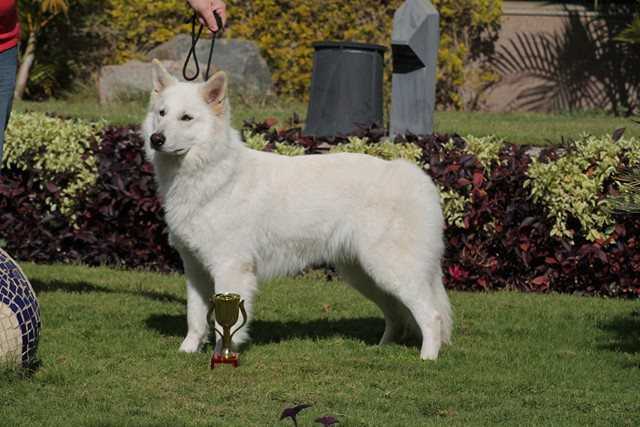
left=304, top=41, right=386, bottom=137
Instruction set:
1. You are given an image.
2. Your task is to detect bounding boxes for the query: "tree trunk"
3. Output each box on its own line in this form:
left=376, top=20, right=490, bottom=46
left=14, top=31, right=37, bottom=100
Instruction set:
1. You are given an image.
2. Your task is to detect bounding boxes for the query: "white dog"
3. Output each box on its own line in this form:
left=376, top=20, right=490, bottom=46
left=142, top=60, right=452, bottom=360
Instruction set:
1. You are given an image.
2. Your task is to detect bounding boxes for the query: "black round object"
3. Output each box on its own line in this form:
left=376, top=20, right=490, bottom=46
left=304, top=41, right=387, bottom=137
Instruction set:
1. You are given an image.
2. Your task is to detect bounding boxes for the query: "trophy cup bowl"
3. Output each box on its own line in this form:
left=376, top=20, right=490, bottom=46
left=210, top=292, right=247, bottom=368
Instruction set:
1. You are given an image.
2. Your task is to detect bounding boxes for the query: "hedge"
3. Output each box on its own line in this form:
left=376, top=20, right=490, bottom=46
left=1, top=115, right=638, bottom=297
left=1, top=125, right=179, bottom=271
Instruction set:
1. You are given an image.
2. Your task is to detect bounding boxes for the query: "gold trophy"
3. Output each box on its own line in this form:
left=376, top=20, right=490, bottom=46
left=210, top=293, right=247, bottom=368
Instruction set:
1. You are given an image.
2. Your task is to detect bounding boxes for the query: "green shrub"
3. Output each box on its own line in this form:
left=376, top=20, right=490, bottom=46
left=437, top=135, right=505, bottom=229
left=462, top=134, right=505, bottom=172
left=439, top=188, right=470, bottom=229
left=243, top=131, right=269, bottom=151
left=525, top=134, right=640, bottom=242
left=3, top=113, right=104, bottom=221
left=436, top=133, right=640, bottom=238
left=274, top=142, right=306, bottom=156
left=329, top=136, right=423, bottom=164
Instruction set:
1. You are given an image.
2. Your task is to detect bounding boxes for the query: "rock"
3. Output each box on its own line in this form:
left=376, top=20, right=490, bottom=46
left=148, top=36, right=273, bottom=95
left=525, top=146, right=543, bottom=159
left=98, top=36, right=273, bottom=104
left=98, top=60, right=173, bottom=104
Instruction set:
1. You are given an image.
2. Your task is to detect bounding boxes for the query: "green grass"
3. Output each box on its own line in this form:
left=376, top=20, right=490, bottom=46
left=13, top=95, right=307, bottom=130
left=14, top=98, right=148, bottom=127
left=434, top=110, right=640, bottom=145
left=2, top=263, right=639, bottom=426
left=14, top=97, right=640, bottom=145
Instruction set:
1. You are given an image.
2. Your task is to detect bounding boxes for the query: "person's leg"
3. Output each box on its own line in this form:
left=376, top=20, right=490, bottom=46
left=0, top=46, right=18, bottom=167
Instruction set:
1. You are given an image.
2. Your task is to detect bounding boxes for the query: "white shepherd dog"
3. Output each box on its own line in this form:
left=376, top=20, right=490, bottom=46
left=142, top=60, right=452, bottom=360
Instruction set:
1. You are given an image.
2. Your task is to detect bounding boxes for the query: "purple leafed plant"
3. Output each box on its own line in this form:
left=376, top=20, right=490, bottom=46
left=1, top=120, right=639, bottom=297
left=280, top=403, right=312, bottom=427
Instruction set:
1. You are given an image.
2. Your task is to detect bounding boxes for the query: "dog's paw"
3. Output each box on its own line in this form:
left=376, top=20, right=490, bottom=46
left=179, top=335, right=204, bottom=353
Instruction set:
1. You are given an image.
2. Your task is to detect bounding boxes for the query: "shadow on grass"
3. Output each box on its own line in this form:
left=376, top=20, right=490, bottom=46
left=146, top=314, right=187, bottom=337
left=0, top=358, right=42, bottom=381
left=144, top=313, right=384, bottom=345
left=250, top=318, right=384, bottom=345
left=30, top=278, right=185, bottom=305
left=598, top=310, right=640, bottom=364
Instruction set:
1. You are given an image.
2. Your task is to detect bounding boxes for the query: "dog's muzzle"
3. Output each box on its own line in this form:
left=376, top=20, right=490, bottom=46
left=150, top=132, right=166, bottom=150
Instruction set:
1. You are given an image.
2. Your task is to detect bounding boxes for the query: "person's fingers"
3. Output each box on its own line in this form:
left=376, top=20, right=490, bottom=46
left=213, top=3, right=227, bottom=27
left=201, top=10, right=219, bottom=32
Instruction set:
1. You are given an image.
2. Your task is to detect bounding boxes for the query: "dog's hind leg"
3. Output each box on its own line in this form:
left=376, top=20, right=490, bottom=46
left=179, top=249, right=214, bottom=353
left=337, top=262, right=406, bottom=345
left=400, top=290, right=443, bottom=360
left=358, top=247, right=446, bottom=360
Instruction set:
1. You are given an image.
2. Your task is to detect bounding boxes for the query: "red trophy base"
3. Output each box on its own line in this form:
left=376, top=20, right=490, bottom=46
left=210, top=352, right=239, bottom=368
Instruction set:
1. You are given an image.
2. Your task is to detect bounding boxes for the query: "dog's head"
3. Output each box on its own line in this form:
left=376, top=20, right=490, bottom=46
left=142, top=60, right=229, bottom=161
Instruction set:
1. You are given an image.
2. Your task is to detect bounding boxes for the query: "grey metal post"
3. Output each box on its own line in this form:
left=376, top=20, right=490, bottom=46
left=390, top=0, right=439, bottom=137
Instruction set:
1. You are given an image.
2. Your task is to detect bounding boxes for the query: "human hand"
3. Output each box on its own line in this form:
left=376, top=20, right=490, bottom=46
left=186, top=0, right=226, bottom=33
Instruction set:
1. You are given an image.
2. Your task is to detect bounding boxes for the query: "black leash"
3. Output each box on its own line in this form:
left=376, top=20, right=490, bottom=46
left=182, top=11, right=224, bottom=81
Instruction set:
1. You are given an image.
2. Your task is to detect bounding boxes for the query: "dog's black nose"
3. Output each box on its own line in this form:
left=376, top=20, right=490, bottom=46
left=150, top=132, right=166, bottom=149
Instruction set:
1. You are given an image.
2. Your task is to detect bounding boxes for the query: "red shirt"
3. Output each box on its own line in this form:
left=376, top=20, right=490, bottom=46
left=0, top=0, right=19, bottom=52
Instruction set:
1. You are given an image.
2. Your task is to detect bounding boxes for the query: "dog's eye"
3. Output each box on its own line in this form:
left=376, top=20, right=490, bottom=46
left=159, top=109, right=166, bottom=117
left=180, top=114, right=193, bottom=122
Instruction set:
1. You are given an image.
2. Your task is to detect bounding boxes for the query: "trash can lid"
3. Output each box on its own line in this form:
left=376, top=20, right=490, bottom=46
left=313, top=41, right=387, bottom=53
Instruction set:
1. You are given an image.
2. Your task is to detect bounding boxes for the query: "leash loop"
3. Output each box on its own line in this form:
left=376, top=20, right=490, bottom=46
left=182, top=11, right=223, bottom=82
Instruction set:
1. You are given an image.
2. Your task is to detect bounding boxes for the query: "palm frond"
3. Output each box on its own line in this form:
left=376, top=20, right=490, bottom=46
left=608, top=169, right=640, bottom=214
left=615, top=17, right=640, bottom=44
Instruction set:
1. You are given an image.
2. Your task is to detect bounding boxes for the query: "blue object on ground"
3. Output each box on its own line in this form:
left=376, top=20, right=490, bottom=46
left=0, top=247, right=41, bottom=367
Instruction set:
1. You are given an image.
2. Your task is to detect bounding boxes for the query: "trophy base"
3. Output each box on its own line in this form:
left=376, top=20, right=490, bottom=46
left=210, top=352, right=239, bottom=368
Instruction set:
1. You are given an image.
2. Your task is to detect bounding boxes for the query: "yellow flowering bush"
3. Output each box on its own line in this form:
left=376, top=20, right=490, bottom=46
left=227, top=0, right=502, bottom=107
left=103, top=0, right=502, bottom=108
left=103, top=0, right=192, bottom=63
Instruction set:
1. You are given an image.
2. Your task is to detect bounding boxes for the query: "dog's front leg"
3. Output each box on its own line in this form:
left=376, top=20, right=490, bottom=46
left=212, top=261, right=257, bottom=352
left=178, top=249, right=215, bottom=353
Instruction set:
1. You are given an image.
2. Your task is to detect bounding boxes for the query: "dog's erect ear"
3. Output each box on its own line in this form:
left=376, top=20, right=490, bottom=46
left=151, top=59, right=177, bottom=93
left=201, top=71, right=227, bottom=106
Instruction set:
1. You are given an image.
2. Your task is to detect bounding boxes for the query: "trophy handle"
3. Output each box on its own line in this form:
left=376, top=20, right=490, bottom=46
left=208, top=303, right=225, bottom=339
left=230, top=299, right=248, bottom=340
left=213, top=326, right=224, bottom=339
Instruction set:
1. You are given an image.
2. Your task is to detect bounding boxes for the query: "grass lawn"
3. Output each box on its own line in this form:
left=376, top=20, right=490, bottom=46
left=13, top=96, right=306, bottom=131
left=434, top=110, right=640, bottom=146
left=14, top=97, right=639, bottom=146
left=2, top=263, right=639, bottom=426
